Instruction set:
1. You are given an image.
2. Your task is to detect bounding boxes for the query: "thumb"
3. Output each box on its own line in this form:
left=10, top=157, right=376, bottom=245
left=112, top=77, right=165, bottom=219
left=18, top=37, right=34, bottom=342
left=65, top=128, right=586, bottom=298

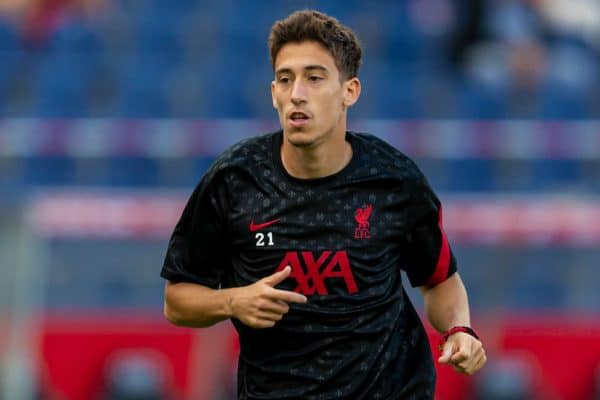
left=261, top=266, right=291, bottom=287
left=438, top=342, right=454, bottom=364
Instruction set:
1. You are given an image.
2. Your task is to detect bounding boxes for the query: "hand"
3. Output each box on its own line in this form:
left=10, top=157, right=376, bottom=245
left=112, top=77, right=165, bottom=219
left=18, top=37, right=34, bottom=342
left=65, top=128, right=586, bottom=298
left=229, top=266, right=307, bottom=328
left=438, top=332, right=487, bottom=375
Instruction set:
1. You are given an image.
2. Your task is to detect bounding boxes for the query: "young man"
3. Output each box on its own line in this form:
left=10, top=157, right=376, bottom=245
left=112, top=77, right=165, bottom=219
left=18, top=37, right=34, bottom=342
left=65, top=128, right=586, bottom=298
left=161, top=10, right=486, bottom=400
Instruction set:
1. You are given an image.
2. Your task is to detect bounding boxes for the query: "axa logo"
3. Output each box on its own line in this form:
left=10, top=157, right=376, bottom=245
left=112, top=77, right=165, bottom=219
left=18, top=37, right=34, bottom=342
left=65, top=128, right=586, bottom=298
left=276, top=251, right=358, bottom=295
left=354, top=204, right=373, bottom=239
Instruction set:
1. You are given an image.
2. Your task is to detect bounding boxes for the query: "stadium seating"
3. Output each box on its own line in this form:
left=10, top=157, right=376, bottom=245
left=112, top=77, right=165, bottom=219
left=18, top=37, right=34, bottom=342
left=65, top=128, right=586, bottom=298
left=0, top=1, right=597, bottom=119
left=0, top=20, right=21, bottom=114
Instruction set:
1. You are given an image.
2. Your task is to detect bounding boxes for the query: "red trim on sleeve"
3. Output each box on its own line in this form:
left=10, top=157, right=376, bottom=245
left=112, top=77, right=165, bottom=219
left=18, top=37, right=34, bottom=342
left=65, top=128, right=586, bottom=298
left=426, top=206, right=450, bottom=286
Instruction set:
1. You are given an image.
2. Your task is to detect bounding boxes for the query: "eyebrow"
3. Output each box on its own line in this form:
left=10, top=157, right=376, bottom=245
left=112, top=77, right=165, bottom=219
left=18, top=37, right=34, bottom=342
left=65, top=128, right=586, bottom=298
left=275, top=65, right=329, bottom=76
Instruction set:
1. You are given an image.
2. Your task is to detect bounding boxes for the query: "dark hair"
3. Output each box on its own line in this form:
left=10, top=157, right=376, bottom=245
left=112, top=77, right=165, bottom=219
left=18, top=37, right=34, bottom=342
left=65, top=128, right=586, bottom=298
left=268, top=10, right=362, bottom=80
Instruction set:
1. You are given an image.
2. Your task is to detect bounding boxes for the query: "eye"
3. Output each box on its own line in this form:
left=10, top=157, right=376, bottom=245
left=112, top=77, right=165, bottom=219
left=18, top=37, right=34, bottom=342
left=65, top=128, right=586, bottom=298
left=308, top=76, right=323, bottom=82
left=277, top=76, right=290, bottom=84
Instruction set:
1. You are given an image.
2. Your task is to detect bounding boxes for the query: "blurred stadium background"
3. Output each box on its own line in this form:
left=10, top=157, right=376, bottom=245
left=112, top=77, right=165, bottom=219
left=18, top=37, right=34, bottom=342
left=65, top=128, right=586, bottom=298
left=0, top=0, right=599, bottom=399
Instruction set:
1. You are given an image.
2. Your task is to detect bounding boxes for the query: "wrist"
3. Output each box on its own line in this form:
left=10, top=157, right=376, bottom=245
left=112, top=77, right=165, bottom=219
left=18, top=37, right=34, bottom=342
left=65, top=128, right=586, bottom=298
left=439, top=326, right=479, bottom=350
left=222, top=288, right=237, bottom=319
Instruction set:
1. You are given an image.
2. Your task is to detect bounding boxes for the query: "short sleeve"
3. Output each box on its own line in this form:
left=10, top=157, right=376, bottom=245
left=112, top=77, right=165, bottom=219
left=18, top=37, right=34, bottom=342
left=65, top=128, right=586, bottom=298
left=402, top=178, right=457, bottom=288
left=160, top=173, right=230, bottom=288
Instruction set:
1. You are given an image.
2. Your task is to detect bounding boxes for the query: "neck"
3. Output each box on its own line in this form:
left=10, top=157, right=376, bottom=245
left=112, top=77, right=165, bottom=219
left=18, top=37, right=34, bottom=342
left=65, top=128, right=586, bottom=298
left=281, top=131, right=352, bottom=179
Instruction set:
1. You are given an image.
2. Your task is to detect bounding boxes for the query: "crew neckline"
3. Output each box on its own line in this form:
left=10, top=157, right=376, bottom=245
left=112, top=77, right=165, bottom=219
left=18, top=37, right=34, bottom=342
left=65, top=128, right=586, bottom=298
left=271, top=130, right=361, bottom=186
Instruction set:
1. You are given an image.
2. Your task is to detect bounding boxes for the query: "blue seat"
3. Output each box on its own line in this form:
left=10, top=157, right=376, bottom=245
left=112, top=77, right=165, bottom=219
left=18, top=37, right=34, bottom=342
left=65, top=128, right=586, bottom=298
left=507, top=260, right=567, bottom=309
left=0, top=20, right=24, bottom=114
left=115, top=2, right=187, bottom=117
left=0, top=19, right=19, bottom=50
left=373, top=65, right=423, bottom=119
left=118, top=58, right=172, bottom=117
left=528, top=159, right=582, bottom=190
left=566, top=259, right=600, bottom=311
left=456, top=80, right=507, bottom=119
left=35, top=54, right=90, bottom=116
left=379, top=3, right=425, bottom=64
left=537, top=82, right=589, bottom=119
left=352, top=62, right=391, bottom=119
left=201, top=54, right=255, bottom=118
left=452, top=246, right=500, bottom=311
left=106, top=156, right=161, bottom=187
left=447, top=159, right=496, bottom=192
left=23, top=157, right=76, bottom=186
left=135, top=7, right=184, bottom=67
left=45, top=239, right=166, bottom=310
left=33, top=22, right=103, bottom=116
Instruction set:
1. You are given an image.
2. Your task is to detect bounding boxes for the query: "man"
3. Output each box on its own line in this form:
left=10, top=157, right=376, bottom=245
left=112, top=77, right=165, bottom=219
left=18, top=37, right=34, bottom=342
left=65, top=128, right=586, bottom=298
left=161, top=9, right=486, bottom=400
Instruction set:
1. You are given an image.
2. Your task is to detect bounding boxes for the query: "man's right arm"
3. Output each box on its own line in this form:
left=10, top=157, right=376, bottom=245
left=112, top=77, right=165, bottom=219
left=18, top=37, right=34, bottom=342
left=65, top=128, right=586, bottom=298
left=163, top=266, right=307, bottom=329
left=164, top=281, right=235, bottom=328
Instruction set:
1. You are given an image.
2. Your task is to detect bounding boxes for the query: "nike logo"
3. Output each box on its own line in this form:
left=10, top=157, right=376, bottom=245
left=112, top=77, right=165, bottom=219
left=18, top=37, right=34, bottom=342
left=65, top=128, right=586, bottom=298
left=249, top=218, right=280, bottom=232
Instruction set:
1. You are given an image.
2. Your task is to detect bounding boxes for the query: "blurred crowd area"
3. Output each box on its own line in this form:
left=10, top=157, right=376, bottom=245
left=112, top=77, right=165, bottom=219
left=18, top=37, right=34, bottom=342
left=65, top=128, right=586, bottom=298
left=0, top=0, right=599, bottom=118
left=0, top=1, right=600, bottom=399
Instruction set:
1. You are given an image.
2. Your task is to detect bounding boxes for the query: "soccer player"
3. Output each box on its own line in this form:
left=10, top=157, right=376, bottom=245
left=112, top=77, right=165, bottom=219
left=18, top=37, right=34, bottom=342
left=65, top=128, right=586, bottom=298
left=161, top=9, right=486, bottom=400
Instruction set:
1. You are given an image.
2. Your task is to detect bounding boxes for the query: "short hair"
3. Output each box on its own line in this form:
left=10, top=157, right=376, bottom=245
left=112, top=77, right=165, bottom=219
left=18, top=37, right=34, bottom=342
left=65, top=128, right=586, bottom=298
left=268, top=10, right=362, bottom=80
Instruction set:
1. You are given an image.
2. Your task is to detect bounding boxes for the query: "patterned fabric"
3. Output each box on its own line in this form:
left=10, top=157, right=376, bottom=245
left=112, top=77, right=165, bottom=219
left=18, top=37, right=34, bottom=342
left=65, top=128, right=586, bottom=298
left=161, top=131, right=456, bottom=399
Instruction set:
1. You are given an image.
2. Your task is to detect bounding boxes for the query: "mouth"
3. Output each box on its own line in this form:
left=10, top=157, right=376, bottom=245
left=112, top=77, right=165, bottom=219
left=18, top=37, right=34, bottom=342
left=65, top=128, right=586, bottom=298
left=287, top=111, right=310, bottom=128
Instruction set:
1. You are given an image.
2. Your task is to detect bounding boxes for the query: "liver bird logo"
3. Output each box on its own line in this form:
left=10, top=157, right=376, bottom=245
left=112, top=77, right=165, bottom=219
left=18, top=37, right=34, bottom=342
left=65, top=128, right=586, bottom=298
left=354, top=204, right=373, bottom=230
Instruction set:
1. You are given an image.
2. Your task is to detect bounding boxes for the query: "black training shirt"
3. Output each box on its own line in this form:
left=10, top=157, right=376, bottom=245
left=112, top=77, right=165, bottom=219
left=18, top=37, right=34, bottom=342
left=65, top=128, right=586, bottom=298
left=161, top=131, right=457, bottom=400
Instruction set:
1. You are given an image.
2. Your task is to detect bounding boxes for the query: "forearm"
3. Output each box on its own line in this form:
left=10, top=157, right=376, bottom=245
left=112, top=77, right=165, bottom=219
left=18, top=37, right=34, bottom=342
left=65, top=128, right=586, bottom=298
left=420, top=272, right=471, bottom=333
left=163, top=281, right=237, bottom=328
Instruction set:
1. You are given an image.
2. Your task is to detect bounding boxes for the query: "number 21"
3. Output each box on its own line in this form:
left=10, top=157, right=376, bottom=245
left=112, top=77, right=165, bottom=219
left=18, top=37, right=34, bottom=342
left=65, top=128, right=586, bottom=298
left=255, top=232, right=274, bottom=246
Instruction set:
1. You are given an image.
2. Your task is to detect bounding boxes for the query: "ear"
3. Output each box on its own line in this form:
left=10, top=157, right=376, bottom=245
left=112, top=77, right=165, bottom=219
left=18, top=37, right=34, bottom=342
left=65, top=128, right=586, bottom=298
left=271, top=80, right=278, bottom=109
left=342, top=77, right=361, bottom=108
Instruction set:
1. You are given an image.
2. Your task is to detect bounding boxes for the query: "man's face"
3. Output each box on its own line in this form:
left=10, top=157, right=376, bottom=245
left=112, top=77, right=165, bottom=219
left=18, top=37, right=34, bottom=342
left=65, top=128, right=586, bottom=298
left=271, top=41, right=359, bottom=148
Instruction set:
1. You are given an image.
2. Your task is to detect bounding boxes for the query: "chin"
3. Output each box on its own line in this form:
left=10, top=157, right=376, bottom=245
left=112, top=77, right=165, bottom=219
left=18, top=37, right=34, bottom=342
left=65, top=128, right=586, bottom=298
left=284, top=130, right=317, bottom=148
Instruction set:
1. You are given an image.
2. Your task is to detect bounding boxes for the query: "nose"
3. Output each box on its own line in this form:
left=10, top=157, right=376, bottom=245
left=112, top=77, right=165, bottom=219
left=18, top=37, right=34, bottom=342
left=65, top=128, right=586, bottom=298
left=291, top=80, right=307, bottom=104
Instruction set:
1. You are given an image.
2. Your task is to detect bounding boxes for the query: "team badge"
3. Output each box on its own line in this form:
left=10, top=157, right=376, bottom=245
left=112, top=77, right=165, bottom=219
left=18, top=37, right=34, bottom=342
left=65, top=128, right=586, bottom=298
left=354, top=204, right=373, bottom=239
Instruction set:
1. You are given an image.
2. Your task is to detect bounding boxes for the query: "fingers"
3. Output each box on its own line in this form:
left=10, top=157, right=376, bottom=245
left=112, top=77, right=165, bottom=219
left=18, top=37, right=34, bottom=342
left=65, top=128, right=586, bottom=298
left=438, top=342, right=454, bottom=364
left=472, top=350, right=487, bottom=372
left=247, top=318, right=278, bottom=329
left=271, top=288, right=307, bottom=304
left=244, top=308, right=288, bottom=329
left=450, top=348, right=470, bottom=364
left=452, top=351, right=486, bottom=375
left=460, top=349, right=486, bottom=374
left=258, top=266, right=307, bottom=303
left=258, top=299, right=290, bottom=315
left=439, top=334, right=487, bottom=375
left=261, top=265, right=292, bottom=287
left=236, top=289, right=305, bottom=329
left=256, top=310, right=285, bottom=323
left=236, top=267, right=308, bottom=329
left=458, top=342, right=487, bottom=375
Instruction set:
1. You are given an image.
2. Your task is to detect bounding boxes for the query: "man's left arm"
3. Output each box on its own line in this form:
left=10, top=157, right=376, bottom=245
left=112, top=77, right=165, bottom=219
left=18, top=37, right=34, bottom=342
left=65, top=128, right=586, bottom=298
left=419, top=272, right=487, bottom=375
